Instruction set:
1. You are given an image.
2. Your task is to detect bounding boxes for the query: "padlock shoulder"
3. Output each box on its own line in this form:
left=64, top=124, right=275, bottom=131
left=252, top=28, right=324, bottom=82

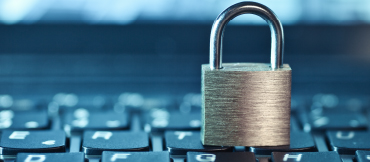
left=202, top=63, right=291, bottom=72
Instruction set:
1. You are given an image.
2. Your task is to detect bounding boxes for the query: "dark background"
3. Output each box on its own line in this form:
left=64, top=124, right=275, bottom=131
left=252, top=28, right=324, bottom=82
left=0, top=24, right=369, bottom=97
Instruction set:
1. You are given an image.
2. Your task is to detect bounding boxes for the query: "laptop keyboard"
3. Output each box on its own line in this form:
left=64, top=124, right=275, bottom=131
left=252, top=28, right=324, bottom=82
left=0, top=93, right=368, bottom=162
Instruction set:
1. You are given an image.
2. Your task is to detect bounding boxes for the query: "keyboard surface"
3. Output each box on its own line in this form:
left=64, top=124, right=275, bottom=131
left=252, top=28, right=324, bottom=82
left=0, top=93, right=368, bottom=162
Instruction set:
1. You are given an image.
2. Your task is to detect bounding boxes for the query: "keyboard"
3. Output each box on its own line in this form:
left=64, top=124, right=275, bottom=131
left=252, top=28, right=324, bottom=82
left=0, top=92, right=369, bottom=162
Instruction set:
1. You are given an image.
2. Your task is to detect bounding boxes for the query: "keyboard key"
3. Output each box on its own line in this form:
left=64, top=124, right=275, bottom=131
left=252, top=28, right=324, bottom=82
left=187, top=152, right=256, bottom=162
left=300, top=112, right=367, bottom=131
left=356, top=150, right=370, bottom=162
left=310, top=94, right=365, bottom=113
left=102, top=151, right=170, bottom=162
left=290, top=115, right=301, bottom=131
left=250, top=131, right=316, bottom=155
left=272, top=152, right=341, bottom=162
left=0, top=95, right=13, bottom=109
left=290, top=95, right=307, bottom=112
left=1, top=96, right=38, bottom=111
left=16, top=152, right=84, bottom=162
left=63, top=108, right=129, bottom=133
left=0, top=130, right=66, bottom=155
left=145, top=109, right=201, bottom=132
left=165, top=131, right=232, bottom=155
left=52, top=93, right=79, bottom=108
left=327, top=131, right=370, bottom=154
left=117, top=93, right=145, bottom=110
left=82, top=131, right=149, bottom=155
left=0, top=110, right=49, bottom=130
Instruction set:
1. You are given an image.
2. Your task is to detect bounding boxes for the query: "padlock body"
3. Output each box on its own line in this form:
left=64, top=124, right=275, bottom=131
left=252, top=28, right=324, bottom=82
left=201, top=63, right=291, bottom=146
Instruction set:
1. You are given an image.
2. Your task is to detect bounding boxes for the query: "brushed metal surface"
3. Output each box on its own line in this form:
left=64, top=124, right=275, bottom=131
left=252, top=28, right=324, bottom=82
left=210, top=1, right=284, bottom=70
left=201, top=63, right=291, bottom=146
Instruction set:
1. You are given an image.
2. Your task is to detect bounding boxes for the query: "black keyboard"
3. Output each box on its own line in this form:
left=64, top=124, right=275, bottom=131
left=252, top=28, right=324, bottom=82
left=0, top=93, right=368, bottom=162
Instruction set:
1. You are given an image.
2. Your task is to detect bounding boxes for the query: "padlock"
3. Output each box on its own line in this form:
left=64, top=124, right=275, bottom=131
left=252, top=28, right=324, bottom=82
left=201, top=1, right=291, bottom=146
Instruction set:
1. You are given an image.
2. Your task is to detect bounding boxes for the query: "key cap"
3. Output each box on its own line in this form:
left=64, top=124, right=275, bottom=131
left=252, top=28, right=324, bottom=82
left=16, top=152, right=84, bottom=162
left=0, top=110, right=49, bottom=130
left=82, top=131, right=149, bottom=155
left=356, top=150, right=370, bottom=162
left=272, top=152, right=341, bottom=162
left=327, top=131, right=370, bottom=154
left=0, top=130, right=66, bottom=155
left=145, top=109, right=201, bottom=132
left=63, top=108, right=129, bottom=133
left=102, top=151, right=170, bottom=162
left=250, top=131, right=316, bottom=155
left=187, top=152, right=256, bottom=162
left=300, top=112, right=367, bottom=131
left=164, top=131, right=232, bottom=155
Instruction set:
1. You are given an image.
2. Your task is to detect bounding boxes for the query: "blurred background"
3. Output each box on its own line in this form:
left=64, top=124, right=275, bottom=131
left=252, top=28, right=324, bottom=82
left=2, top=0, right=370, bottom=24
left=0, top=0, right=369, bottom=107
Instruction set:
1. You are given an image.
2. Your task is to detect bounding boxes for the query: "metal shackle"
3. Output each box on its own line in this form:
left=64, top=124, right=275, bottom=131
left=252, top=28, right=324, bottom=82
left=210, top=1, right=284, bottom=70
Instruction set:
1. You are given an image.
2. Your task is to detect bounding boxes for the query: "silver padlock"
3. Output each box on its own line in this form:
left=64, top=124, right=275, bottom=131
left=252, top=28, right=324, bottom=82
left=201, top=1, right=291, bottom=147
